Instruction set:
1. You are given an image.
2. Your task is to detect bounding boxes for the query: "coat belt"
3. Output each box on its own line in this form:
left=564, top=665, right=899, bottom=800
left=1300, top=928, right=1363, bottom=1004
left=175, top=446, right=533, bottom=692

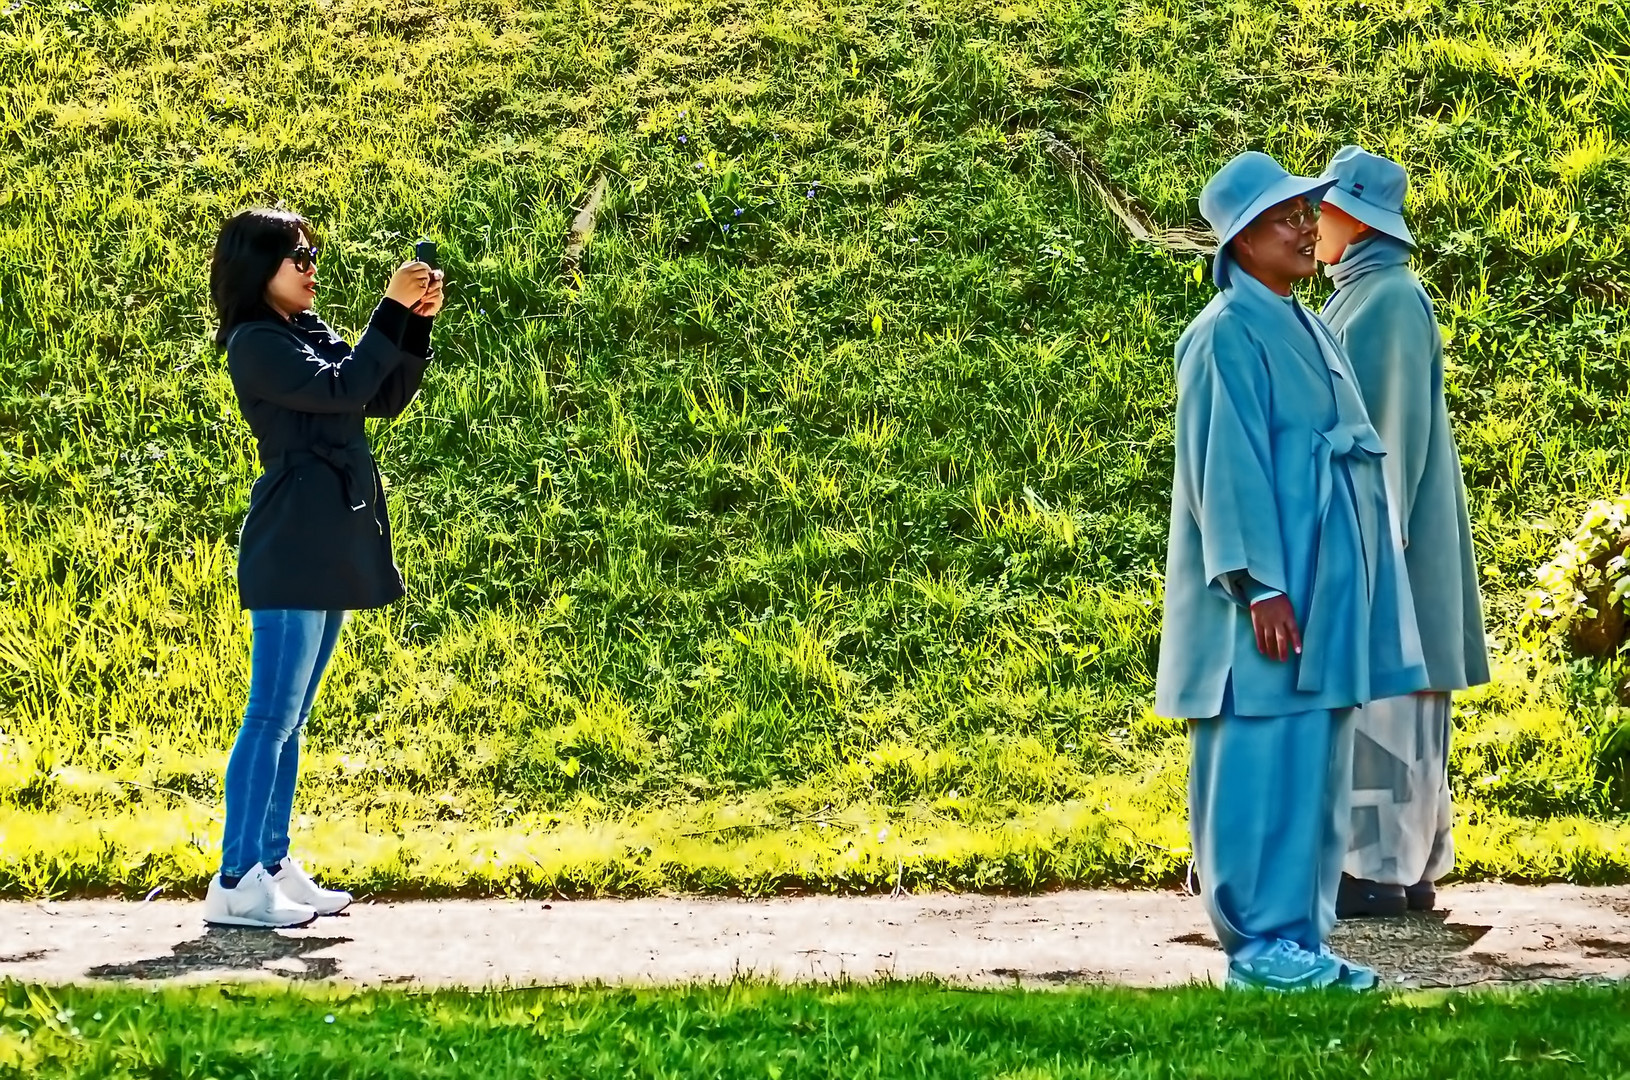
left=1297, top=422, right=1386, bottom=694
left=261, top=439, right=374, bottom=514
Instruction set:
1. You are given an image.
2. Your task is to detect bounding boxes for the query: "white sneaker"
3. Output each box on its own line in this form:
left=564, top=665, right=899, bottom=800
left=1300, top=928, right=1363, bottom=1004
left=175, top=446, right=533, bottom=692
left=202, top=864, right=316, bottom=929
left=269, top=857, right=352, bottom=916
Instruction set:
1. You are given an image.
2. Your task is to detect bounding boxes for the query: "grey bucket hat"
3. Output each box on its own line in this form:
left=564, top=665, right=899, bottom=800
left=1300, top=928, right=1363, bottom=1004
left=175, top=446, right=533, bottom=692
left=1318, top=145, right=1415, bottom=247
left=1200, top=151, right=1336, bottom=285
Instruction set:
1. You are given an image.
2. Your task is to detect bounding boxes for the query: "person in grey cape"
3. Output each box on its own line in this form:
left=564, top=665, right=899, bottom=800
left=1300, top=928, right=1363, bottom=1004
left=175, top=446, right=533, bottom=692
left=1157, top=151, right=1428, bottom=990
left=1315, top=146, right=1491, bottom=918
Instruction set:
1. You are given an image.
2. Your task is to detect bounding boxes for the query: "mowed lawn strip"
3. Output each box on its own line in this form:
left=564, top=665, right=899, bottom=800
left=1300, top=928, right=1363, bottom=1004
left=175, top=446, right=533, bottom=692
left=2, top=0, right=1628, bottom=895
left=4, top=980, right=1630, bottom=1079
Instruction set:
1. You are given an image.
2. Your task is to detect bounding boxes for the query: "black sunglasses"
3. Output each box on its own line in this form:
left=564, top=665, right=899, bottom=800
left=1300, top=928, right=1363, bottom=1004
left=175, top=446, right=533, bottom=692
left=285, top=245, right=320, bottom=273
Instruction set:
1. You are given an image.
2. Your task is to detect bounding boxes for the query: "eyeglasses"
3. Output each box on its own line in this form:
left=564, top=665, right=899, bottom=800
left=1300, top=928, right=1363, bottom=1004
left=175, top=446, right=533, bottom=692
left=285, top=246, right=320, bottom=272
left=1262, top=205, right=1322, bottom=230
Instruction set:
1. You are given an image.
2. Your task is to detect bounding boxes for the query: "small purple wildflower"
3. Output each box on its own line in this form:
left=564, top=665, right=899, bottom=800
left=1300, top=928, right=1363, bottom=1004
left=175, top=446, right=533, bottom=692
left=722, top=223, right=731, bottom=232
left=806, top=190, right=815, bottom=198
left=679, top=135, right=687, bottom=144
left=733, top=208, right=743, bottom=216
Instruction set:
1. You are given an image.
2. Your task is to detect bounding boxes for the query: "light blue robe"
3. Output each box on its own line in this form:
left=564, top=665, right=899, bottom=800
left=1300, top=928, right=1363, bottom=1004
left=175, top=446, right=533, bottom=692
left=1321, top=237, right=1489, bottom=691
left=1156, top=263, right=1428, bottom=719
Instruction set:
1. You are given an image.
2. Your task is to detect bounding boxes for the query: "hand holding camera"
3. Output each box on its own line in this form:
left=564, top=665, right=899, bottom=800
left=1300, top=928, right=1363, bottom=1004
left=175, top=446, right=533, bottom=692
left=412, top=270, right=446, bottom=317
left=385, top=261, right=432, bottom=308
left=384, top=239, right=446, bottom=316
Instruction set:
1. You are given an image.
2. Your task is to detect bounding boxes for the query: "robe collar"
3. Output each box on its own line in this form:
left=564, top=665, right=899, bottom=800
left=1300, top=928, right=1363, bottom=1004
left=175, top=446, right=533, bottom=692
left=1325, top=233, right=1413, bottom=291
left=1222, top=264, right=1347, bottom=388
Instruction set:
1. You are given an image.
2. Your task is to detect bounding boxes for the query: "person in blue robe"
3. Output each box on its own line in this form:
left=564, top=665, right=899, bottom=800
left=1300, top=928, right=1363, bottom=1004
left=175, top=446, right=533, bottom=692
left=1315, top=146, right=1491, bottom=918
left=1157, top=151, right=1428, bottom=990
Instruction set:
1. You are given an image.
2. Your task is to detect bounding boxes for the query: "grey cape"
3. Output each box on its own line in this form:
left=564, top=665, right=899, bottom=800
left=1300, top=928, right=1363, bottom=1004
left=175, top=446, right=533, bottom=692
left=1322, top=237, right=1490, bottom=690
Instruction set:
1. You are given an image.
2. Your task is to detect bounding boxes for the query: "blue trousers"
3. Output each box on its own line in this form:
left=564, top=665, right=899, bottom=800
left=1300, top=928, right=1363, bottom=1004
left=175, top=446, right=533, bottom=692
left=1188, top=704, right=1355, bottom=959
left=220, top=609, right=347, bottom=879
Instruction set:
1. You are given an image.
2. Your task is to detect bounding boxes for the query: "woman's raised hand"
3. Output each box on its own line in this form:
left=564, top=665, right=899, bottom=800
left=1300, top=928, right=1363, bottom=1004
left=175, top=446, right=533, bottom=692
left=412, top=270, right=446, bottom=317
left=385, top=261, right=433, bottom=309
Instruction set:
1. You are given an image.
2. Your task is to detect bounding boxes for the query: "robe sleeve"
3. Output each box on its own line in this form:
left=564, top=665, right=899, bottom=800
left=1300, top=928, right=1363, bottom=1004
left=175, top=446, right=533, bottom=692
left=1175, top=314, right=1290, bottom=606
left=1339, top=284, right=1437, bottom=546
left=1225, top=571, right=1284, bottom=606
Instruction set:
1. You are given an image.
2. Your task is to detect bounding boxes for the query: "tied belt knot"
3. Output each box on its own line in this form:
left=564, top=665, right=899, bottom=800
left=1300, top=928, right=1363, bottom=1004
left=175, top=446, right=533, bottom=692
left=1298, top=421, right=1386, bottom=694
left=261, top=438, right=375, bottom=515
left=1315, top=422, right=1381, bottom=461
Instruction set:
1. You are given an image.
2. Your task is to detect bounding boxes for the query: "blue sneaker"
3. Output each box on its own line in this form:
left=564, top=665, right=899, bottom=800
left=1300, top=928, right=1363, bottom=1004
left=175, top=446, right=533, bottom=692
left=1317, top=946, right=1380, bottom=991
left=1226, top=940, right=1343, bottom=991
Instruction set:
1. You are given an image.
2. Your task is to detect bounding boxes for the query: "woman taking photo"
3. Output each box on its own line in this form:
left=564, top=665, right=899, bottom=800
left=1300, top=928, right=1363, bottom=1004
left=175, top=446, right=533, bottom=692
left=204, top=208, right=444, bottom=928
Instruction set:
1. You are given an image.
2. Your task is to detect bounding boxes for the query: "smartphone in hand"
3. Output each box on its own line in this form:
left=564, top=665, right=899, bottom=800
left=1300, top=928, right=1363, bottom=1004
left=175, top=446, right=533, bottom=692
left=414, top=239, right=438, bottom=269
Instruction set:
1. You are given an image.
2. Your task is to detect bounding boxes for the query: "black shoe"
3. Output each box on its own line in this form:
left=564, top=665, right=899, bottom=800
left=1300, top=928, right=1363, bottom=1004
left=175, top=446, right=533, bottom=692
left=1404, top=880, right=1437, bottom=912
left=1337, top=874, right=1408, bottom=918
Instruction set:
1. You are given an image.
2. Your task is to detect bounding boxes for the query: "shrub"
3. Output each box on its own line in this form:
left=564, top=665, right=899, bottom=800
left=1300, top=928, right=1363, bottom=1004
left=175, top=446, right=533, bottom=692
left=1525, top=495, right=1630, bottom=669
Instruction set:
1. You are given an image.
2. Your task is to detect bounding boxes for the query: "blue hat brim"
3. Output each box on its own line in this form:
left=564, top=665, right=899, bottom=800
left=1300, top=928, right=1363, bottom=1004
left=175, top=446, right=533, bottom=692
left=1321, top=186, right=1415, bottom=247
left=1211, top=174, right=1336, bottom=286
left=1215, top=174, right=1338, bottom=252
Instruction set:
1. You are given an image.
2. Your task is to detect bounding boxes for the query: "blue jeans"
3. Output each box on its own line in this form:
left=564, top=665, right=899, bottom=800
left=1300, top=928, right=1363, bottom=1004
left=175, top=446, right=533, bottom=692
left=220, top=609, right=347, bottom=880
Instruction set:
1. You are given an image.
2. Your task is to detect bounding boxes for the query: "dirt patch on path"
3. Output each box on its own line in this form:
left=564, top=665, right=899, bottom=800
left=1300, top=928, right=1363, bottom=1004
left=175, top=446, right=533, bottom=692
left=1, top=884, right=1626, bottom=990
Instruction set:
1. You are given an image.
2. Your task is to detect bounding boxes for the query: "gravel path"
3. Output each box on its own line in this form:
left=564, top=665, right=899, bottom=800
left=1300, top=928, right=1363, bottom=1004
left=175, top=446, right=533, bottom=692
left=2, top=884, right=1627, bottom=989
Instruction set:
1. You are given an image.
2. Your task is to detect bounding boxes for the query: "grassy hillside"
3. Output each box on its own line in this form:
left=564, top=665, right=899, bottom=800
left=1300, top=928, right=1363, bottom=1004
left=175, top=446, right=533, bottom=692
left=1, top=0, right=1628, bottom=895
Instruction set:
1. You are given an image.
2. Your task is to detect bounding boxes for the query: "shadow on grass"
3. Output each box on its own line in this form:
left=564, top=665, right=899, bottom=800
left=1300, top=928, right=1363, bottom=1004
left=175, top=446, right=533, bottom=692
left=86, top=926, right=352, bottom=982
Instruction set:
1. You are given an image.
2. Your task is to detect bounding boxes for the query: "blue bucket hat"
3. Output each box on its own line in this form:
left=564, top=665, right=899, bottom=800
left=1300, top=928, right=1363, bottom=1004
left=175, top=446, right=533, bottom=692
left=1200, top=151, right=1336, bottom=285
left=1319, top=145, right=1414, bottom=247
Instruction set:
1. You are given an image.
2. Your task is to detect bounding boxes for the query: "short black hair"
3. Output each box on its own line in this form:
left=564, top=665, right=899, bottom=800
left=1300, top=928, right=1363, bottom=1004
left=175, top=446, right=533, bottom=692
left=209, top=207, right=315, bottom=348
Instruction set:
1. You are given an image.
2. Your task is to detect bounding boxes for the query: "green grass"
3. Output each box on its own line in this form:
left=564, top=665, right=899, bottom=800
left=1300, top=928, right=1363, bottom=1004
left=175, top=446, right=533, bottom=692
left=4, top=980, right=1630, bottom=1078
left=2, top=0, right=1629, bottom=895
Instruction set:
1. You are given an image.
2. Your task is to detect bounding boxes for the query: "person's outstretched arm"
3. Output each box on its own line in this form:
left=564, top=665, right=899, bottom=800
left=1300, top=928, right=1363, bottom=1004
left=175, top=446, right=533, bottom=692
left=366, top=270, right=442, bottom=418
left=364, top=309, right=434, bottom=419
left=229, top=312, right=408, bottom=414
left=230, top=263, right=432, bottom=415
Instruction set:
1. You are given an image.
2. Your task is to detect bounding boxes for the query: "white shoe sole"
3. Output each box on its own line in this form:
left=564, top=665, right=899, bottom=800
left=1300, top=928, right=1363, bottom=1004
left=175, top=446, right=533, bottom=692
left=203, top=910, right=318, bottom=930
